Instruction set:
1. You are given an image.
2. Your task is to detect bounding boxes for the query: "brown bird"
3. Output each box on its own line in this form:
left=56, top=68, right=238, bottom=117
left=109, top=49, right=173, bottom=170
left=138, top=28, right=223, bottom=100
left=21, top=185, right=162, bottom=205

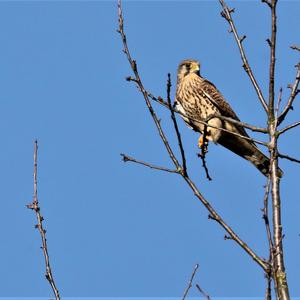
left=175, top=59, right=281, bottom=177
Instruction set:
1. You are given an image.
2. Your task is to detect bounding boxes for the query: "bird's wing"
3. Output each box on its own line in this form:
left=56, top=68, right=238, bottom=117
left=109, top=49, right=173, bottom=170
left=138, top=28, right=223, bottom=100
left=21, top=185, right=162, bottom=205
left=199, top=78, right=250, bottom=138
left=199, top=79, right=239, bottom=119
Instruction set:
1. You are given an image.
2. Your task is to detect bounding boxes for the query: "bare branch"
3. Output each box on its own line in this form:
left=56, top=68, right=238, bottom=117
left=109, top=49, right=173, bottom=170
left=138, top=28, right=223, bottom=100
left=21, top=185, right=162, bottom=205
left=206, top=125, right=268, bottom=147
left=196, top=283, right=211, bottom=300
left=197, top=126, right=212, bottom=181
left=265, top=273, right=272, bottom=300
left=137, top=86, right=269, bottom=145
left=269, top=126, right=290, bottom=299
left=127, top=79, right=268, bottom=134
left=267, top=0, right=277, bottom=115
left=262, top=177, right=274, bottom=255
left=278, top=120, right=300, bottom=135
left=152, top=95, right=269, bottom=144
left=182, top=264, right=199, bottom=300
left=275, top=87, right=283, bottom=122
left=240, top=35, right=246, bottom=43
left=262, top=0, right=272, bottom=8
left=27, top=141, right=61, bottom=300
left=155, top=99, right=269, bottom=145
left=291, top=45, right=300, bottom=51
left=118, top=0, right=181, bottom=170
left=166, top=73, right=187, bottom=175
left=278, top=63, right=300, bottom=125
left=182, top=175, right=268, bottom=271
left=205, top=114, right=268, bottom=133
left=219, top=0, right=269, bottom=113
left=266, top=2, right=290, bottom=297
left=278, top=153, right=300, bottom=164
left=261, top=176, right=273, bottom=300
left=121, top=154, right=179, bottom=174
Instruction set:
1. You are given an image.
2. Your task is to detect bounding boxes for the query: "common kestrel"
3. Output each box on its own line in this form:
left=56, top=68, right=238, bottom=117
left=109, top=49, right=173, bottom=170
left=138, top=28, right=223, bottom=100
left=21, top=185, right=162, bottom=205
left=175, top=59, right=281, bottom=177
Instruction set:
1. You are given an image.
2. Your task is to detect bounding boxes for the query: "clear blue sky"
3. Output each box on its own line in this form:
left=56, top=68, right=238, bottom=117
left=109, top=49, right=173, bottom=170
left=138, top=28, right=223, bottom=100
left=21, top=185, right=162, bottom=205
left=1, top=0, right=300, bottom=298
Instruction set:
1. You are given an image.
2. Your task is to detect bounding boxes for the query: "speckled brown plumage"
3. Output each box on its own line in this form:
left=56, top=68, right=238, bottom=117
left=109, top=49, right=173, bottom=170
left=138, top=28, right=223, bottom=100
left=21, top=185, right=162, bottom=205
left=175, top=59, right=281, bottom=177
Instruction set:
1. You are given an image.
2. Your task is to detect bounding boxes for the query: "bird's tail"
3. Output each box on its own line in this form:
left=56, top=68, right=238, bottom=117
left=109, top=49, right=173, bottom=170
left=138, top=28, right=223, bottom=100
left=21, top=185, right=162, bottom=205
left=218, top=133, right=283, bottom=177
left=245, top=148, right=283, bottom=178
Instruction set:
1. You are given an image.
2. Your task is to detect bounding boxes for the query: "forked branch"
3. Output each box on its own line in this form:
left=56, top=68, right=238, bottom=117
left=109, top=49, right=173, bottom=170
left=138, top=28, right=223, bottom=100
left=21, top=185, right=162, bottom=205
left=278, top=63, right=300, bottom=125
left=166, top=73, right=187, bottom=175
left=121, top=154, right=179, bottom=174
left=182, top=264, right=199, bottom=300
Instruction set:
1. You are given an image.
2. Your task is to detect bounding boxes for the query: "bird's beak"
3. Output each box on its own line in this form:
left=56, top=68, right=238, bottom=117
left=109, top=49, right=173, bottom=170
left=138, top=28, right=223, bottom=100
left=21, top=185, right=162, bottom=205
left=190, top=62, right=200, bottom=72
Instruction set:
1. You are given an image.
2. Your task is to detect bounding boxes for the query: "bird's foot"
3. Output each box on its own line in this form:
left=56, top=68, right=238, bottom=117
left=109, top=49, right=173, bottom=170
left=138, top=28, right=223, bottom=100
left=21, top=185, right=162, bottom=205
left=198, top=135, right=209, bottom=151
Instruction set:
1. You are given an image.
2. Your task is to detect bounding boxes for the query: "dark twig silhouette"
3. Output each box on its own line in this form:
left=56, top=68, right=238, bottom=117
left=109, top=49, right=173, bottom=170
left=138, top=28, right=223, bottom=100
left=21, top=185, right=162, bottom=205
left=278, top=153, right=300, bottom=164
left=196, top=283, right=212, bottom=300
left=262, top=176, right=273, bottom=300
left=278, top=63, right=300, bottom=125
left=290, top=45, right=300, bottom=52
left=278, top=120, right=300, bottom=135
left=27, top=141, right=61, bottom=300
left=166, top=73, right=187, bottom=176
left=121, top=153, right=178, bottom=174
left=182, top=264, right=199, bottom=300
left=197, top=125, right=212, bottom=181
left=219, top=0, right=269, bottom=113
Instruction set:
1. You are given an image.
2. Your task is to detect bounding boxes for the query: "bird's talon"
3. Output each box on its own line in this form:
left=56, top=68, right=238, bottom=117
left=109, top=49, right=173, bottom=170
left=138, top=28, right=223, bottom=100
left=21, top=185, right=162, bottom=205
left=198, top=135, right=208, bottom=149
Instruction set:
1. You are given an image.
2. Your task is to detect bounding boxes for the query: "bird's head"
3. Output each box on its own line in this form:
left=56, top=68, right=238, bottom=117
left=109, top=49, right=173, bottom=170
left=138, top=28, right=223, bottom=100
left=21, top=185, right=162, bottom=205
left=177, top=59, right=200, bottom=81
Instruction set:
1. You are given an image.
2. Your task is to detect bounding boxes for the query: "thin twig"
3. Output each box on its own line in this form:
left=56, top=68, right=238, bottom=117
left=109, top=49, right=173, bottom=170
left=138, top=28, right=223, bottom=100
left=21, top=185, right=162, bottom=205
left=291, top=45, right=300, bottom=52
left=219, top=0, right=269, bottom=113
left=166, top=73, right=187, bottom=175
left=261, top=176, right=273, bottom=300
left=128, top=79, right=269, bottom=144
left=182, top=264, right=199, bottom=300
left=262, top=177, right=274, bottom=256
left=278, top=153, right=300, bottom=164
left=278, top=120, right=300, bottom=135
left=265, top=273, right=272, bottom=300
left=278, top=63, right=300, bottom=125
left=196, top=283, right=211, bottom=300
left=267, top=0, right=277, bottom=115
left=182, top=174, right=268, bottom=271
left=136, top=85, right=269, bottom=146
left=121, top=154, right=179, bottom=174
left=27, top=140, right=61, bottom=300
left=197, top=126, right=212, bottom=181
left=118, top=0, right=181, bottom=171
left=275, top=87, right=283, bottom=123
left=199, top=121, right=268, bottom=147
left=204, top=114, right=268, bottom=133
left=140, top=83, right=269, bottom=134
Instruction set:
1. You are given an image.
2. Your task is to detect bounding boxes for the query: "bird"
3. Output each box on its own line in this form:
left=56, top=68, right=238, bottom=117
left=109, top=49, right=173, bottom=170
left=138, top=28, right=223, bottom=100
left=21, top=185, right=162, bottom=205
left=175, top=59, right=282, bottom=177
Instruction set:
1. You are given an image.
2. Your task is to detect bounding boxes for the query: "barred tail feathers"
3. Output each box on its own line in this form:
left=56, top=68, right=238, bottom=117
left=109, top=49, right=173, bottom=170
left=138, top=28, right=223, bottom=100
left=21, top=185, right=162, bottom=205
left=246, top=148, right=283, bottom=178
left=218, top=133, right=283, bottom=177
